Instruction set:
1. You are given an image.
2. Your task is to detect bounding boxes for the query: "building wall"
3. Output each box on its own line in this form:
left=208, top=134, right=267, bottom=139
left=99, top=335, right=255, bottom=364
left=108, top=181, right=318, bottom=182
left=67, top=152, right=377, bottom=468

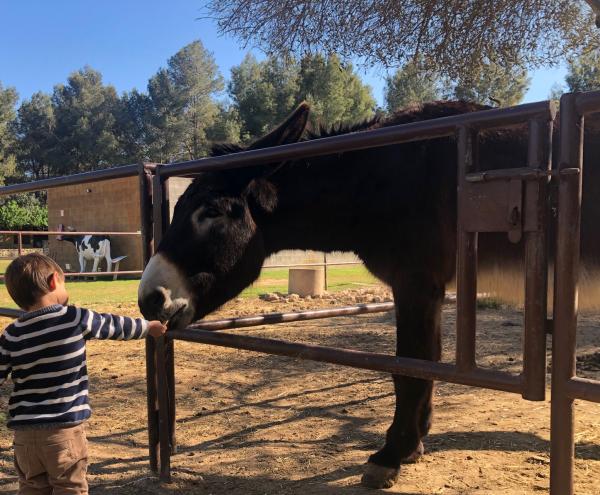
left=47, top=177, right=143, bottom=272
left=167, top=178, right=193, bottom=219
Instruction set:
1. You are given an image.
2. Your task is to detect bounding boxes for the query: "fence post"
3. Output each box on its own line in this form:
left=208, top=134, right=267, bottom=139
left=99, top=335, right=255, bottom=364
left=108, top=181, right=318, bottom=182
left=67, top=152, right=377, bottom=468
left=455, top=125, right=478, bottom=371
left=522, top=113, right=554, bottom=401
left=139, top=164, right=159, bottom=473
left=550, top=93, right=583, bottom=495
left=150, top=166, right=175, bottom=482
left=17, top=232, right=23, bottom=256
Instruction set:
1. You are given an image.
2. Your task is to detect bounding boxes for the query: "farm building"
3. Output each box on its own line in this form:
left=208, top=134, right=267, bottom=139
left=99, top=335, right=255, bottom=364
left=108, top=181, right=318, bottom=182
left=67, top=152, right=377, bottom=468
left=47, top=176, right=191, bottom=272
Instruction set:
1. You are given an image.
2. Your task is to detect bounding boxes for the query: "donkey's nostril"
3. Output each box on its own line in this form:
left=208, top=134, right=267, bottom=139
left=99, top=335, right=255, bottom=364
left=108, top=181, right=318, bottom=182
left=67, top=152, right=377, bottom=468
left=138, top=289, right=166, bottom=320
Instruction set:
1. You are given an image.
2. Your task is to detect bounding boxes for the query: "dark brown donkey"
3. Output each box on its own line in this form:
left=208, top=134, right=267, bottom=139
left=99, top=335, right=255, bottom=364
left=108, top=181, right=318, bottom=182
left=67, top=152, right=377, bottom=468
left=137, top=101, right=586, bottom=488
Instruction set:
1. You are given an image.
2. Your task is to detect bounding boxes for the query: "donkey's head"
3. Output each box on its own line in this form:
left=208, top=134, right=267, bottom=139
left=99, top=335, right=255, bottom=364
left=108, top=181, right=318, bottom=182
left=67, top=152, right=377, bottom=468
left=138, top=103, right=310, bottom=329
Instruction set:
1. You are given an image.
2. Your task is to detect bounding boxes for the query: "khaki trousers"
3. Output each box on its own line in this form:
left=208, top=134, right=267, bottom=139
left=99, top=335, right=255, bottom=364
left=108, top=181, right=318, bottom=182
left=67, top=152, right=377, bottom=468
left=13, top=423, right=88, bottom=495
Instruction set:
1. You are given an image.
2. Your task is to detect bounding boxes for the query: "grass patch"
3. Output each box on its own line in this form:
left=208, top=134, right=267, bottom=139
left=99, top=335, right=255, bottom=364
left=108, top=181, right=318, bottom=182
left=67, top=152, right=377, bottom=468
left=0, top=259, right=11, bottom=274
left=0, top=265, right=379, bottom=309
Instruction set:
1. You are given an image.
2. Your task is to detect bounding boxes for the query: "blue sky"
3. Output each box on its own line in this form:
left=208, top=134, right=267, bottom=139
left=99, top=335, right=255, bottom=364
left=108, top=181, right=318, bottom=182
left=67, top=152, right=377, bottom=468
left=1, top=0, right=566, bottom=106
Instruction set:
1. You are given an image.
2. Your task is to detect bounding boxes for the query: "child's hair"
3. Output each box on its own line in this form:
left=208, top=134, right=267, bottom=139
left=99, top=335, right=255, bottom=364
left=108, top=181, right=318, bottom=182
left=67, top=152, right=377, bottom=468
left=5, top=253, right=64, bottom=309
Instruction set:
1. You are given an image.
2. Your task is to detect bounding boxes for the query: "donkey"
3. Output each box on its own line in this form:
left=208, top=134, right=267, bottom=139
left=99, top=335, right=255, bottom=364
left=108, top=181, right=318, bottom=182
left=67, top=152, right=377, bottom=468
left=138, top=101, right=555, bottom=488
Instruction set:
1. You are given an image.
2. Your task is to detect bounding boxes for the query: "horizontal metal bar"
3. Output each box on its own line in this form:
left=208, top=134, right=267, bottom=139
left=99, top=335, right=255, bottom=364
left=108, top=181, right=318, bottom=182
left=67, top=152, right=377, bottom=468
left=465, top=167, right=555, bottom=183
left=0, top=307, right=23, bottom=318
left=167, top=328, right=523, bottom=394
left=0, top=164, right=140, bottom=196
left=262, top=261, right=362, bottom=269
left=0, top=230, right=141, bottom=236
left=575, top=90, right=600, bottom=115
left=566, top=377, right=600, bottom=402
left=160, top=101, right=556, bottom=178
left=188, top=302, right=395, bottom=331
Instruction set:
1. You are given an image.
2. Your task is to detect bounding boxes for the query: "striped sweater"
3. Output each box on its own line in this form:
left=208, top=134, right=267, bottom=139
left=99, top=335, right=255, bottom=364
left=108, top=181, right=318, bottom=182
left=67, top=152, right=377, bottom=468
left=0, top=304, right=148, bottom=429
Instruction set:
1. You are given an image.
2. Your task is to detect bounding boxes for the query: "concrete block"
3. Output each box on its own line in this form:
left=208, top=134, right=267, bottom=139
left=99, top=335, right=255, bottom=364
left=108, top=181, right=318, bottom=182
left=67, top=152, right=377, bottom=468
left=288, top=268, right=325, bottom=297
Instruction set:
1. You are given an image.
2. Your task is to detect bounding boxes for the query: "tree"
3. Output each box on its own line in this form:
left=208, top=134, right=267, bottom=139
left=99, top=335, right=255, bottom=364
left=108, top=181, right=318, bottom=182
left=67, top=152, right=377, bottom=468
left=206, top=103, right=243, bottom=144
left=51, top=67, right=122, bottom=174
left=0, top=195, right=47, bottom=230
left=114, top=89, right=153, bottom=164
left=443, top=62, right=530, bottom=107
left=296, top=53, right=376, bottom=125
left=13, top=92, right=56, bottom=180
left=203, top=1, right=600, bottom=79
left=229, top=54, right=299, bottom=139
left=384, top=60, right=440, bottom=112
left=229, top=53, right=375, bottom=139
left=147, top=40, right=224, bottom=161
left=565, top=49, right=600, bottom=92
left=0, top=82, right=18, bottom=178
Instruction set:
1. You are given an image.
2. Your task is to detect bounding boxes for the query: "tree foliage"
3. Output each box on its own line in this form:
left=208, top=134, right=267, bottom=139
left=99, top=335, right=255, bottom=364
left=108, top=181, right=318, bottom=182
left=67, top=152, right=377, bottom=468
left=384, top=60, right=440, bottom=112
left=50, top=67, right=122, bottom=174
left=229, top=54, right=299, bottom=138
left=146, top=41, right=224, bottom=161
left=13, top=92, right=56, bottom=180
left=443, top=61, right=530, bottom=107
left=229, top=53, right=375, bottom=139
left=0, top=195, right=47, bottom=230
left=565, top=49, right=600, bottom=92
left=203, top=1, right=600, bottom=79
left=0, top=83, right=18, bottom=176
left=297, top=54, right=376, bottom=125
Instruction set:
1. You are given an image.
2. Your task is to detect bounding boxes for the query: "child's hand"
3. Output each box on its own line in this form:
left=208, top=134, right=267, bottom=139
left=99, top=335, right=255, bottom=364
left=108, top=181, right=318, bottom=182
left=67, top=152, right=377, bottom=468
left=148, top=320, right=167, bottom=338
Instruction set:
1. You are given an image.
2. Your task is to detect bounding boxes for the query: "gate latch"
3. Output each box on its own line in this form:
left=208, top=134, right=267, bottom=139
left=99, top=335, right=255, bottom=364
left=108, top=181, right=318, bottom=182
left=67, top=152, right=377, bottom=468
left=507, top=179, right=523, bottom=243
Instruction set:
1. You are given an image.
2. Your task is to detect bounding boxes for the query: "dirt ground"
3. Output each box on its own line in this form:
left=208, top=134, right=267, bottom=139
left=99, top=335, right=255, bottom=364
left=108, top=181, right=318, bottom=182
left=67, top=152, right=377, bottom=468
left=1, top=290, right=599, bottom=494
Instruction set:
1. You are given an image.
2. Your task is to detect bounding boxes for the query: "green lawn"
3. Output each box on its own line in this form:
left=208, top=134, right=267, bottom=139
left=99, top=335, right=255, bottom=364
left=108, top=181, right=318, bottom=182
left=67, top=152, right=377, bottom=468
left=0, top=265, right=379, bottom=309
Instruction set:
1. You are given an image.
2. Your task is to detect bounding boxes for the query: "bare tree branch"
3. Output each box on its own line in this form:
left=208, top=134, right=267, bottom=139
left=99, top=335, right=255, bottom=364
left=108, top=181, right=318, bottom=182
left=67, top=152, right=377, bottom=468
left=201, top=1, right=600, bottom=78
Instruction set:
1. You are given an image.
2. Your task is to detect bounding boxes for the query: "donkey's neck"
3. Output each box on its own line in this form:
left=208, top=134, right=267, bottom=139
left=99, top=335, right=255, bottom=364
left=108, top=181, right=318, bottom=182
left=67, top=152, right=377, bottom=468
left=260, top=152, right=386, bottom=255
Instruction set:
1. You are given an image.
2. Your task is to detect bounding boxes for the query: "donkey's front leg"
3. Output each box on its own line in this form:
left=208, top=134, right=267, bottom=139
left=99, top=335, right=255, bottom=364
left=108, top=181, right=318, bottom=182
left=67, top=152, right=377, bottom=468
left=362, top=272, right=443, bottom=489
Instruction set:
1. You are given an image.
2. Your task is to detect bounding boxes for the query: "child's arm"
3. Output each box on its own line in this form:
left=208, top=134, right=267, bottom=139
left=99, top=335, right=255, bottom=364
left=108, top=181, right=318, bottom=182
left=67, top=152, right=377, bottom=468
left=0, top=334, right=10, bottom=385
left=79, top=308, right=166, bottom=340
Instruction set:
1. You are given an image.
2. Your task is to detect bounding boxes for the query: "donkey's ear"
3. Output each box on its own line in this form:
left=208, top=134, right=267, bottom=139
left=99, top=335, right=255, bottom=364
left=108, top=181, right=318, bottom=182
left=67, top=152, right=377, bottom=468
left=244, top=178, right=278, bottom=214
left=248, top=102, right=310, bottom=150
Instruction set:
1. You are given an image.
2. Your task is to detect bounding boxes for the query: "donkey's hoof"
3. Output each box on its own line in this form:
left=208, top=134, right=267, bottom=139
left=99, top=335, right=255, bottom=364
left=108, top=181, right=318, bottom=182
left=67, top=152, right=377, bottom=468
left=361, top=463, right=400, bottom=489
left=402, top=441, right=424, bottom=464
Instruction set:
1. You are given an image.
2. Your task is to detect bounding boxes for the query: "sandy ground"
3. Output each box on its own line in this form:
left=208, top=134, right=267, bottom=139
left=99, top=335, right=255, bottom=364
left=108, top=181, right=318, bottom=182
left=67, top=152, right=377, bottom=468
left=0, top=292, right=599, bottom=494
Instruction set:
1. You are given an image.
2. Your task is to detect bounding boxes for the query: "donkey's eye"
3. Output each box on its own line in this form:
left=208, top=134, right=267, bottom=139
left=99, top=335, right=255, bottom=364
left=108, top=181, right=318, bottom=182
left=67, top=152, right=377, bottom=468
left=202, top=207, right=221, bottom=219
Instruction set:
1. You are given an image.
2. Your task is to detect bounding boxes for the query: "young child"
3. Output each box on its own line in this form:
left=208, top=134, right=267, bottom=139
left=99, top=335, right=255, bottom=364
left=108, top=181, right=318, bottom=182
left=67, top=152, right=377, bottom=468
left=0, top=253, right=167, bottom=494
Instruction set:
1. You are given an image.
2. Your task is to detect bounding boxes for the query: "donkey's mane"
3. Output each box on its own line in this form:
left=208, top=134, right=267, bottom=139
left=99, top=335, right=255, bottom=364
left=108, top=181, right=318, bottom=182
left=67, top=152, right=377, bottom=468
left=306, top=100, right=491, bottom=140
left=210, top=100, right=492, bottom=157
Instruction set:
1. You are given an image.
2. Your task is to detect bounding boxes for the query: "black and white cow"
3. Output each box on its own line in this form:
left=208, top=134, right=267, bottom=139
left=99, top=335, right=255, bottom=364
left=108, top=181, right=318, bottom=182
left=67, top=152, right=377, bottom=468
left=57, top=226, right=114, bottom=273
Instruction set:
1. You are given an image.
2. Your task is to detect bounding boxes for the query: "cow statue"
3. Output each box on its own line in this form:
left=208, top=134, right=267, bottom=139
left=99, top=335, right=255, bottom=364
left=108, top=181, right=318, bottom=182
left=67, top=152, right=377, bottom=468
left=57, top=225, right=115, bottom=273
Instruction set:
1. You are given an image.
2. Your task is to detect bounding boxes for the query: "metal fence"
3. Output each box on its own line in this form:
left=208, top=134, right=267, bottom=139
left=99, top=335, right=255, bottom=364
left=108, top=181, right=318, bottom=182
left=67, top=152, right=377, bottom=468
left=0, top=93, right=599, bottom=494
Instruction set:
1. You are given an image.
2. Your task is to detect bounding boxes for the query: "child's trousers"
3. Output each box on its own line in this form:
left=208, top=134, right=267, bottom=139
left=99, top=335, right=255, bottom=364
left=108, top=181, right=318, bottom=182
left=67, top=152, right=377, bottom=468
left=13, top=423, right=88, bottom=495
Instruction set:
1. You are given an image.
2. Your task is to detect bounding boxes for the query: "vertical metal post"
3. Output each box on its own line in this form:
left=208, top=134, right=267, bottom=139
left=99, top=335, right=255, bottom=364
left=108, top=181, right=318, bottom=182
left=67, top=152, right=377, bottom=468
left=456, top=125, right=478, bottom=371
left=522, top=116, right=553, bottom=401
left=17, top=232, right=23, bottom=256
left=323, top=252, right=328, bottom=291
left=162, top=180, right=177, bottom=457
left=550, top=94, right=583, bottom=495
left=151, top=167, right=172, bottom=482
left=140, top=164, right=159, bottom=473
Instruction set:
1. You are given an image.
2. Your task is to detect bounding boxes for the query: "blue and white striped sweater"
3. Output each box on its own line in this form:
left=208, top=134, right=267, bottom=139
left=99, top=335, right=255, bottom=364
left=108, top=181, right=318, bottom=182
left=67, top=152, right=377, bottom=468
left=0, top=304, right=148, bottom=428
